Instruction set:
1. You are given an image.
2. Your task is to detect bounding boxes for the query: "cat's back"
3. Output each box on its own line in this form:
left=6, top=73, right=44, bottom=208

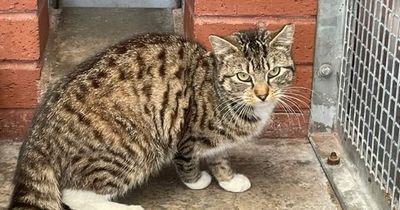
left=28, top=33, right=210, bottom=147
left=59, top=33, right=206, bottom=100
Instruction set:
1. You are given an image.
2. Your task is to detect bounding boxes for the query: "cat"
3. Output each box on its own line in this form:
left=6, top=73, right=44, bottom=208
left=8, top=24, right=295, bottom=210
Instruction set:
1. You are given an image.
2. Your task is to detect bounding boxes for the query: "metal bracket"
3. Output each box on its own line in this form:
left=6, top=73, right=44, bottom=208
left=309, top=0, right=346, bottom=132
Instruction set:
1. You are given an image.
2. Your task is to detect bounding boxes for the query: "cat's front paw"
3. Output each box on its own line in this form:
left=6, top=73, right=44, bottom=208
left=219, top=174, right=251, bottom=193
left=183, top=171, right=212, bottom=190
left=126, top=205, right=144, bottom=210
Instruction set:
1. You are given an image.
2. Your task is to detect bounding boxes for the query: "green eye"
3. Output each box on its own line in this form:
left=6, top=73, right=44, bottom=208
left=236, top=72, right=252, bottom=82
left=268, top=68, right=281, bottom=78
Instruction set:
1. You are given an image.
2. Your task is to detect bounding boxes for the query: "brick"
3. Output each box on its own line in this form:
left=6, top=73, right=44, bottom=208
left=187, top=17, right=315, bottom=64
left=261, top=111, right=309, bottom=138
left=38, top=0, right=49, bottom=55
left=0, top=62, right=40, bottom=108
left=0, top=108, right=34, bottom=140
left=188, top=0, right=317, bottom=17
left=0, top=13, right=40, bottom=60
left=0, top=0, right=38, bottom=12
left=184, top=1, right=195, bottom=39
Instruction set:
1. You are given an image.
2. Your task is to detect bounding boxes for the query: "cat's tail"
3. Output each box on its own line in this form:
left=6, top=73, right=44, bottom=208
left=8, top=155, right=64, bottom=210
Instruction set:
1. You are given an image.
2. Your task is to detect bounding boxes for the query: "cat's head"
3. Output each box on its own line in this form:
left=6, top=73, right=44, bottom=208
left=209, top=24, right=295, bottom=107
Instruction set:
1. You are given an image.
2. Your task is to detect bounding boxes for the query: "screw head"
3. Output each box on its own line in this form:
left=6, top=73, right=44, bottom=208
left=318, top=64, right=333, bottom=77
left=327, top=152, right=340, bottom=165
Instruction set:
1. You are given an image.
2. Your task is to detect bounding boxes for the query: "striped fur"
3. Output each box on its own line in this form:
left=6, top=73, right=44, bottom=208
left=8, top=24, right=295, bottom=210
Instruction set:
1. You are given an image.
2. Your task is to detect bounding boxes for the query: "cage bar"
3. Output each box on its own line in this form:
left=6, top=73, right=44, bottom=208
left=338, top=0, right=400, bottom=208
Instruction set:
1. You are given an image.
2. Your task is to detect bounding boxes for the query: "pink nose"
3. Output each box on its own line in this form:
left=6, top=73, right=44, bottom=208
left=254, top=82, right=269, bottom=101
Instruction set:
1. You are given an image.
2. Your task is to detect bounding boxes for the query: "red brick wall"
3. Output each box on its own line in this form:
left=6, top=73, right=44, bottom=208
left=0, top=0, right=48, bottom=139
left=184, top=0, right=317, bottom=138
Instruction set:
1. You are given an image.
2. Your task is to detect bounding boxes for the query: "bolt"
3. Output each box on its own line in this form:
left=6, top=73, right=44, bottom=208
left=327, top=152, right=340, bottom=165
left=318, top=64, right=333, bottom=77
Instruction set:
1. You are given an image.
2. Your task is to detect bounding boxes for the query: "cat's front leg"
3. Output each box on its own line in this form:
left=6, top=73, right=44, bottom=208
left=174, top=142, right=211, bottom=190
left=207, top=152, right=251, bottom=192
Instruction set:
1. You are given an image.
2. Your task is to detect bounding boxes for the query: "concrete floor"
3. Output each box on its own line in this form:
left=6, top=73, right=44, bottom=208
left=0, top=8, right=341, bottom=210
left=0, top=138, right=341, bottom=210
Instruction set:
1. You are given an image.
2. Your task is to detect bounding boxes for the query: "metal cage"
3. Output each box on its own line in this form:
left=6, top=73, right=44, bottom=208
left=311, top=0, right=400, bottom=209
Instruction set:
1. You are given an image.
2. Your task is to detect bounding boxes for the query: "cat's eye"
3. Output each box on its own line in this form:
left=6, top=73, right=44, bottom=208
left=268, top=68, right=281, bottom=78
left=236, top=72, right=252, bottom=82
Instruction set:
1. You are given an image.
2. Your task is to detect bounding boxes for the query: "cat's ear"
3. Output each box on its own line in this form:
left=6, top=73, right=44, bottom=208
left=269, top=24, right=295, bottom=49
left=208, top=35, right=238, bottom=56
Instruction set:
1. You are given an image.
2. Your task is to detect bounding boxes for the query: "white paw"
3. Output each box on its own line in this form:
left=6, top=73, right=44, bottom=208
left=126, top=205, right=144, bottom=210
left=219, top=174, right=251, bottom=193
left=82, top=202, right=144, bottom=210
left=183, top=171, right=212, bottom=190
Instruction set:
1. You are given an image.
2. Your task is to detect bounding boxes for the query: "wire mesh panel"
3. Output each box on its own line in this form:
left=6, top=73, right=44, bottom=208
left=338, top=0, right=400, bottom=208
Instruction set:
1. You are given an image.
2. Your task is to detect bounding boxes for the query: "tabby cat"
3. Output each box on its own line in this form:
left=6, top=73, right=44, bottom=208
left=8, top=24, right=295, bottom=210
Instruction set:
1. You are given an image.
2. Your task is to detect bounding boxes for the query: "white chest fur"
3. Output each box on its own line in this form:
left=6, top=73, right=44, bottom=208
left=252, top=102, right=275, bottom=136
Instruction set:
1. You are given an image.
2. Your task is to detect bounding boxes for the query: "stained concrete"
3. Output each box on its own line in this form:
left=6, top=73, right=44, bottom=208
left=0, top=138, right=341, bottom=210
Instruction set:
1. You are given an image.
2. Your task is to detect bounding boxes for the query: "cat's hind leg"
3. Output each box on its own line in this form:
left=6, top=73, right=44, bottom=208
left=62, top=189, right=143, bottom=210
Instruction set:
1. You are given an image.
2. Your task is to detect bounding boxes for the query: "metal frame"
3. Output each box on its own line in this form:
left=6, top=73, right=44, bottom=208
left=338, top=0, right=400, bottom=209
left=312, top=0, right=400, bottom=209
left=310, top=0, right=343, bottom=133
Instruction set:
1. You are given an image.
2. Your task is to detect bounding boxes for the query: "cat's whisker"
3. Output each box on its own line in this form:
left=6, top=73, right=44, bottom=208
left=284, top=86, right=313, bottom=92
left=276, top=97, right=299, bottom=126
left=279, top=97, right=306, bottom=126
left=281, top=89, right=311, bottom=96
left=215, top=97, right=242, bottom=116
left=237, top=104, right=255, bottom=128
left=284, top=93, right=312, bottom=102
left=282, top=102, right=302, bottom=127
left=285, top=86, right=312, bottom=90
left=275, top=95, right=295, bottom=122
left=214, top=96, right=241, bottom=112
left=285, top=99, right=310, bottom=114
left=229, top=102, right=247, bottom=126
left=275, top=98, right=293, bottom=125
left=239, top=104, right=252, bottom=127
left=217, top=98, right=244, bottom=126
left=280, top=97, right=305, bottom=113
left=242, top=106, right=253, bottom=127
left=218, top=98, right=242, bottom=113
left=234, top=103, right=246, bottom=126
left=280, top=91, right=312, bottom=105
left=283, top=86, right=322, bottom=99
left=238, top=97, right=256, bottom=126
left=280, top=92, right=309, bottom=108
left=281, top=94, right=311, bottom=110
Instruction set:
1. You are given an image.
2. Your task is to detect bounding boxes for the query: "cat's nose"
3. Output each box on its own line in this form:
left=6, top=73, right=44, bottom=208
left=254, top=82, right=269, bottom=101
left=257, top=94, right=268, bottom=101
